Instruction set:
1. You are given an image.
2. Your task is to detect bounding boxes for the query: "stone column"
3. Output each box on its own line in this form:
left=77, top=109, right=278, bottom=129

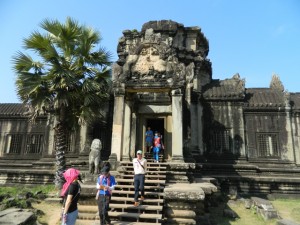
left=171, top=89, right=183, bottom=161
left=79, top=123, right=90, bottom=155
left=190, top=103, right=198, bottom=149
left=285, top=93, right=296, bottom=162
left=197, top=102, right=204, bottom=155
left=122, top=101, right=131, bottom=161
left=238, top=105, right=246, bottom=157
left=293, top=115, right=300, bottom=165
left=45, top=115, right=55, bottom=156
left=284, top=93, right=295, bottom=162
left=130, top=112, right=137, bottom=159
left=110, top=93, right=125, bottom=162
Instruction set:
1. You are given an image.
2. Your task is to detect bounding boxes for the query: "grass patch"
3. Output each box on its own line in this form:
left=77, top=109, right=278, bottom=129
left=0, top=184, right=57, bottom=196
left=271, top=198, right=300, bottom=223
left=209, top=199, right=272, bottom=225
left=208, top=196, right=300, bottom=225
left=0, top=185, right=58, bottom=210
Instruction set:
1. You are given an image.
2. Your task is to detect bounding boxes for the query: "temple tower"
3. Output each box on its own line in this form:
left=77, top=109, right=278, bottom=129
left=109, top=20, right=212, bottom=163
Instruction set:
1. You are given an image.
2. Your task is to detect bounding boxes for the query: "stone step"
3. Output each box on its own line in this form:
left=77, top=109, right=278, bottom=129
left=110, top=221, right=161, bottom=225
left=122, top=165, right=167, bottom=170
left=110, top=196, right=164, bottom=205
left=78, top=203, right=163, bottom=212
left=78, top=211, right=162, bottom=221
left=0, top=162, right=32, bottom=168
left=116, top=179, right=166, bottom=185
left=78, top=205, right=98, bottom=213
left=79, top=197, right=164, bottom=206
left=32, top=161, right=55, bottom=169
left=115, top=184, right=164, bottom=191
left=110, top=190, right=165, bottom=198
left=76, top=219, right=160, bottom=225
left=166, top=217, right=196, bottom=225
left=122, top=171, right=168, bottom=176
left=81, top=182, right=165, bottom=190
left=109, top=211, right=162, bottom=220
left=120, top=174, right=166, bottom=179
left=110, top=203, right=163, bottom=212
left=80, top=184, right=165, bottom=198
left=0, top=168, right=54, bottom=174
left=120, top=161, right=167, bottom=166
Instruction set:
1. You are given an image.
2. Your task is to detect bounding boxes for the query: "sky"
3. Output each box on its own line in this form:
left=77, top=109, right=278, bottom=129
left=0, top=0, right=299, bottom=103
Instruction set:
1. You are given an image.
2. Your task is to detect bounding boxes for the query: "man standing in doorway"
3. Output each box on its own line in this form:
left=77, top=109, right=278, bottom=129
left=145, top=126, right=154, bottom=154
left=132, top=150, right=147, bottom=207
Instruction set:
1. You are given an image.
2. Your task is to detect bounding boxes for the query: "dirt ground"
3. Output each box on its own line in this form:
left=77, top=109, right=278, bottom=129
left=32, top=197, right=300, bottom=225
left=32, top=201, right=62, bottom=225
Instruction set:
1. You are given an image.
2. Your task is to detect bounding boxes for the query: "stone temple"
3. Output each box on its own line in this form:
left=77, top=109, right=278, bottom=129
left=1, top=20, right=300, bottom=215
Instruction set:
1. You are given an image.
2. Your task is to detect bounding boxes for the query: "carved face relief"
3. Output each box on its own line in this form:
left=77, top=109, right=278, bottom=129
left=131, top=46, right=166, bottom=76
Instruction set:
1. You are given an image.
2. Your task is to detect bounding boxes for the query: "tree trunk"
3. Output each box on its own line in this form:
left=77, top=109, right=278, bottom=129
left=54, top=121, right=67, bottom=189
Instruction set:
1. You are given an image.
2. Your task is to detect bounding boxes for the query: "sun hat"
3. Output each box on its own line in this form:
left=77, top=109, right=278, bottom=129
left=137, top=150, right=143, bottom=154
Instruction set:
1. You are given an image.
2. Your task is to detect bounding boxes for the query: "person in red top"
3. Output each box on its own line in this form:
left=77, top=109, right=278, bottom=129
left=153, top=131, right=161, bottom=163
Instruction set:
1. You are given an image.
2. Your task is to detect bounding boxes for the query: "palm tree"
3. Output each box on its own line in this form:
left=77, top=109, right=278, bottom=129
left=12, top=17, right=112, bottom=188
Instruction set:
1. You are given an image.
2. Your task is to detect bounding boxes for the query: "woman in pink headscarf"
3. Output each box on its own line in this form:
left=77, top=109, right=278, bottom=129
left=61, top=168, right=82, bottom=225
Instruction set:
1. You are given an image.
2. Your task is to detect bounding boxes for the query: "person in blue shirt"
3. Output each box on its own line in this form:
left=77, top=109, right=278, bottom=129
left=96, top=166, right=116, bottom=225
left=145, top=126, right=154, bottom=153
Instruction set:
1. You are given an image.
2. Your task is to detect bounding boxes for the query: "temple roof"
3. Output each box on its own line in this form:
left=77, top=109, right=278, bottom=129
left=202, top=75, right=245, bottom=100
left=291, top=93, right=300, bottom=111
left=245, top=88, right=285, bottom=108
left=0, top=103, right=27, bottom=116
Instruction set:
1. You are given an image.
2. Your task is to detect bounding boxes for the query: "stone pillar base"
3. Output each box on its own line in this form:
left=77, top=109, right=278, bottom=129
left=108, top=153, right=119, bottom=171
left=171, top=154, right=184, bottom=162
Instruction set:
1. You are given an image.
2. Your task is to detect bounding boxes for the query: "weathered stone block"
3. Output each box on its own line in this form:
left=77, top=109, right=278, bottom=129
left=277, top=219, right=300, bottom=225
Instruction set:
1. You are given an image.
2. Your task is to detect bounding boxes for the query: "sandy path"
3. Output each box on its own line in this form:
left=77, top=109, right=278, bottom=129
left=32, top=201, right=62, bottom=225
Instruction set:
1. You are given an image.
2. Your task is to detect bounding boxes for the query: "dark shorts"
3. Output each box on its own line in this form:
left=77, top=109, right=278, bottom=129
left=145, top=141, right=152, bottom=147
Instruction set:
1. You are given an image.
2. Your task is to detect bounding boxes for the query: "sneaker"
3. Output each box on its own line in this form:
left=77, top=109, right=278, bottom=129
left=140, top=196, right=145, bottom=201
left=134, top=202, right=139, bottom=207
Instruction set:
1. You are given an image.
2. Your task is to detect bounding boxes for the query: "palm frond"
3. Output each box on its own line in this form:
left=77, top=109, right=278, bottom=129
left=13, top=17, right=112, bottom=126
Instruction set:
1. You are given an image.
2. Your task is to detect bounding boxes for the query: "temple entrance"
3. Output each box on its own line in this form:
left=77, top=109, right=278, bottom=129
left=147, top=118, right=164, bottom=140
left=139, top=116, right=169, bottom=161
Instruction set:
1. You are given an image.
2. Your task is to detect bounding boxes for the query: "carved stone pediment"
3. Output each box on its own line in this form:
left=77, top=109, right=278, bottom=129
left=114, top=20, right=211, bottom=91
left=131, top=46, right=166, bottom=80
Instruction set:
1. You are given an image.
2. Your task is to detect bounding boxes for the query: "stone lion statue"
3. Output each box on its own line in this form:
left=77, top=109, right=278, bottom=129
left=89, top=139, right=102, bottom=174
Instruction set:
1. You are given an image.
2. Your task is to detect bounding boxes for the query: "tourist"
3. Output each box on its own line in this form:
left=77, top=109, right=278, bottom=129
left=132, top=150, right=147, bottom=207
left=153, top=131, right=162, bottom=163
left=145, top=126, right=154, bottom=153
left=61, top=168, right=82, bottom=225
left=96, top=166, right=116, bottom=225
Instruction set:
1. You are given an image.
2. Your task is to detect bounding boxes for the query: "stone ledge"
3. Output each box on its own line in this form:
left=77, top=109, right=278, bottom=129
left=164, top=183, right=205, bottom=201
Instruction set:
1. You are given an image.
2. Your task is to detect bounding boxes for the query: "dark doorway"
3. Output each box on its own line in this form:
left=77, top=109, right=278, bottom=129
left=147, top=118, right=164, bottom=140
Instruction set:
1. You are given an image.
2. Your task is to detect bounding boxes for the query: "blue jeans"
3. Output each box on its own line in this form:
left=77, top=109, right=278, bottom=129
left=97, top=195, right=111, bottom=225
left=153, top=146, right=160, bottom=161
left=134, top=174, right=145, bottom=202
left=61, top=209, right=78, bottom=225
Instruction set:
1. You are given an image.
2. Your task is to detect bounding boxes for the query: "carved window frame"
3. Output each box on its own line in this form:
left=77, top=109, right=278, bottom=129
left=25, top=133, right=44, bottom=154
left=210, top=128, right=231, bottom=154
left=5, top=133, right=23, bottom=155
left=256, top=132, right=280, bottom=158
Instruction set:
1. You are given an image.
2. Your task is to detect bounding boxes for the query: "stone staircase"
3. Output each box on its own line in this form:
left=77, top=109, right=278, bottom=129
left=76, top=159, right=166, bottom=225
left=0, top=158, right=55, bottom=185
